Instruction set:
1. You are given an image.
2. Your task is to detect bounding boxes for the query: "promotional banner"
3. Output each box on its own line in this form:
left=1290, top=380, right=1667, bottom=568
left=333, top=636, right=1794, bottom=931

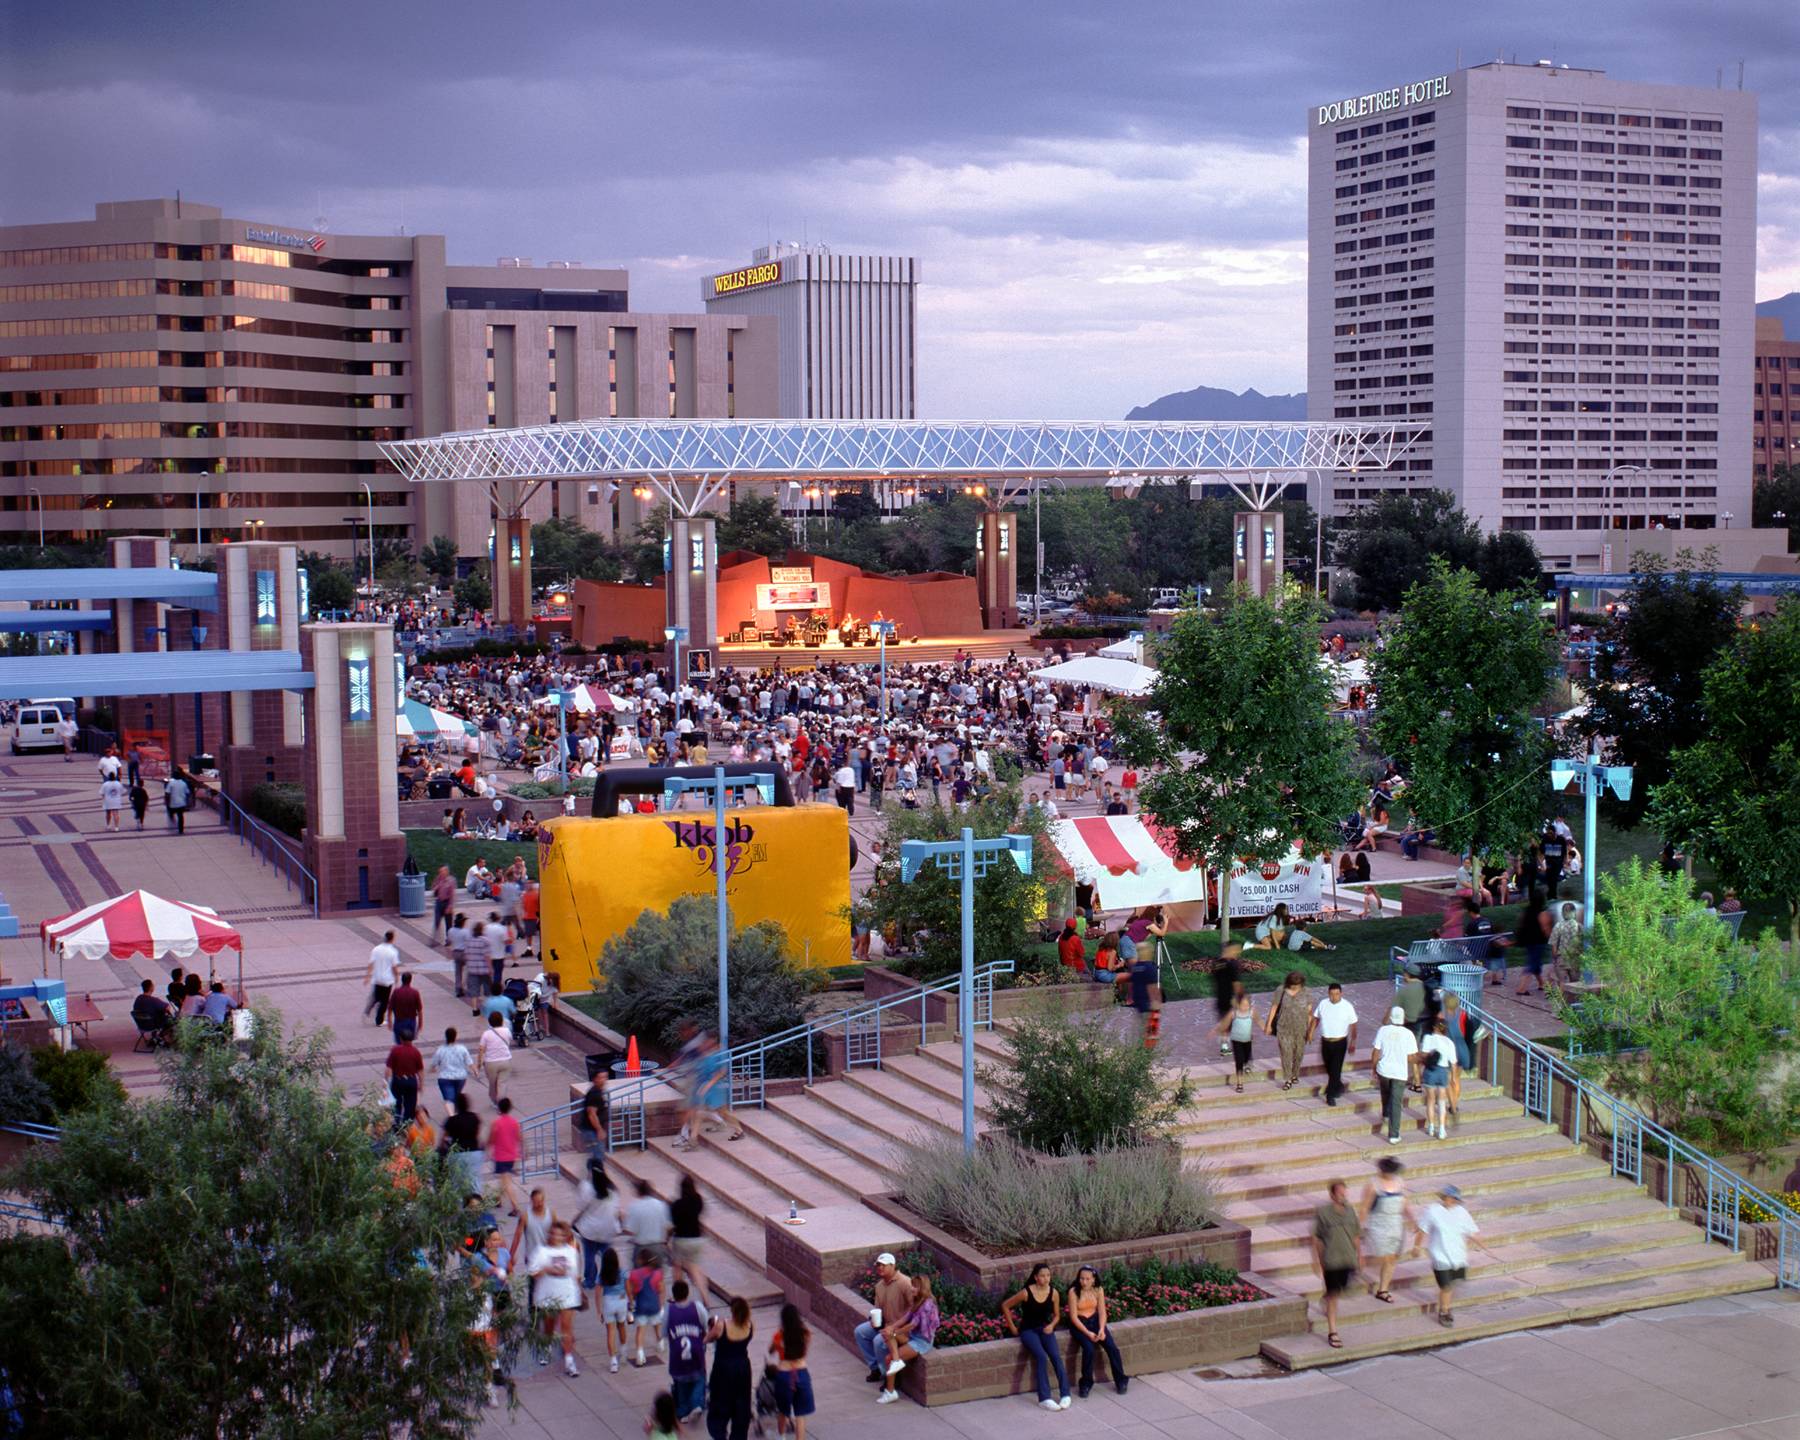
left=756, top=581, right=831, bottom=611
left=538, top=806, right=851, bottom=985
left=1226, top=854, right=1328, bottom=919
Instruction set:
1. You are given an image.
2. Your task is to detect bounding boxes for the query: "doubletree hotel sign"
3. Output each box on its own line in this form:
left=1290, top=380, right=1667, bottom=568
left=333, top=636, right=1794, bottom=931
left=711, top=261, right=782, bottom=297
left=1317, top=74, right=1452, bottom=126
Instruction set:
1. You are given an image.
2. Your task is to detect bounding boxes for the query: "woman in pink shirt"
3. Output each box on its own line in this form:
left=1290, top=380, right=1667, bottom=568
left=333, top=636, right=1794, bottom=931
left=486, top=1095, right=525, bottom=1216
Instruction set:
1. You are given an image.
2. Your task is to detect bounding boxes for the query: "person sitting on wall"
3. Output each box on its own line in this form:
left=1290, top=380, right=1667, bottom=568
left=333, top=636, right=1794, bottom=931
left=1252, top=903, right=1336, bottom=952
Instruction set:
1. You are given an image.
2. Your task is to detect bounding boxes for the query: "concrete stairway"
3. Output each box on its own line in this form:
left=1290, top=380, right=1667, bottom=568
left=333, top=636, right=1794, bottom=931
left=1167, top=1051, right=1773, bottom=1369
left=560, top=1024, right=1772, bottom=1364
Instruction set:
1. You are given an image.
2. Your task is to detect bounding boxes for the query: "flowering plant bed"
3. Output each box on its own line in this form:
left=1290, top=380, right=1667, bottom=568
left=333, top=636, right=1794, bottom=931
left=849, top=1248, right=1263, bottom=1349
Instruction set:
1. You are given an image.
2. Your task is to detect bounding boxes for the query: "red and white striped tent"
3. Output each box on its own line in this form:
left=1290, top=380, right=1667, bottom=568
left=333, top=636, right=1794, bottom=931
left=40, top=889, right=245, bottom=992
left=1049, top=815, right=1209, bottom=910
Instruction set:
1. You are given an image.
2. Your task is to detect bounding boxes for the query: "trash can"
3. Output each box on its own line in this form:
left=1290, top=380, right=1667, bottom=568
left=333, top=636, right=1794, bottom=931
left=584, top=1049, right=623, bottom=1083
left=1438, top=963, right=1484, bottom=1012
left=611, top=1057, right=662, bottom=1079
left=396, top=871, right=427, bottom=918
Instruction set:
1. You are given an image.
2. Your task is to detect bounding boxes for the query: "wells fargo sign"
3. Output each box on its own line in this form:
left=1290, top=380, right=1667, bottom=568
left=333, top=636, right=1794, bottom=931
left=712, top=261, right=782, bottom=296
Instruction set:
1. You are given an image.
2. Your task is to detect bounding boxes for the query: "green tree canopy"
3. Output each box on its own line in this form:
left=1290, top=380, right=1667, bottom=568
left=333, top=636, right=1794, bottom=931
left=1752, top=461, right=1800, bottom=552
left=0, top=1018, right=506, bottom=1438
left=1557, top=858, right=1800, bottom=1155
left=717, top=493, right=794, bottom=557
left=420, top=533, right=461, bottom=584
left=308, top=563, right=357, bottom=614
left=1335, top=490, right=1544, bottom=612
left=1648, top=596, right=1800, bottom=947
left=529, top=515, right=628, bottom=584
left=1370, top=560, right=1555, bottom=868
left=453, top=563, right=492, bottom=612
left=1576, top=551, right=1742, bottom=828
left=1113, top=583, right=1361, bottom=943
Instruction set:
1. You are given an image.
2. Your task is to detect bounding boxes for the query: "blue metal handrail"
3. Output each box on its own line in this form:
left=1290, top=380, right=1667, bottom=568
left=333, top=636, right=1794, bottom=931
left=1466, top=997, right=1797, bottom=1289
left=212, top=788, right=320, bottom=917
left=515, top=959, right=1015, bottom=1175
left=0, top=1122, right=62, bottom=1144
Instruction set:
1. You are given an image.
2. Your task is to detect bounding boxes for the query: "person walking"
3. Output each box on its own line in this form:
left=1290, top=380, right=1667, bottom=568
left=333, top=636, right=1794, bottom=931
left=429, top=1026, right=472, bottom=1107
left=487, top=1097, right=525, bottom=1216
left=441, top=1091, right=484, bottom=1194
left=164, top=770, right=191, bottom=834
left=56, top=711, right=77, bottom=762
left=1001, top=1263, right=1073, bottom=1411
left=527, top=1219, right=583, bottom=1377
left=1440, top=991, right=1472, bottom=1118
left=1420, top=1017, right=1459, bottom=1139
left=1308, top=980, right=1358, bottom=1106
left=363, top=931, right=400, bottom=1027
left=769, top=1303, right=816, bottom=1440
left=1358, top=1156, right=1413, bottom=1304
left=705, top=1295, right=756, bottom=1440
left=1371, top=1005, right=1419, bottom=1146
left=99, top=775, right=126, bottom=831
left=1310, top=1180, right=1362, bottom=1350
left=431, top=865, right=457, bottom=945
left=388, top=970, right=423, bottom=1042
left=1414, top=1184, right=1480, bottom=1328
left=128, top=776, right=149, bottom=830
left=1066, top=1264, right=1129, bottom=1397
left=1516, top=885, right=1554, bottom=996
left=1212, top=981, right=1258, bottom=1093
left=664, top=1277, right=709, bottom=1418
left=597, top=1246, right=631, bottom=1374
left=1265, top=971, right=1312, bottom=1090
left=670, top=1175, right=709, bottom=1308
left=476, top=1012, right=512, bottom=1102
left=627, top=1248, right=666, bottom=1367
left=384, top=1030, right=424, bottom=1126
left=1212, top=941, right=1242, bottom=1058
left=876, top=1275, right=939, bottom=1404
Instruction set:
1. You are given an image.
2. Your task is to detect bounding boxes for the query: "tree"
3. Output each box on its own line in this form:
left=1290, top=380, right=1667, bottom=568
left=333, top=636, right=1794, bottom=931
left=1753, top=461, right=1800, bottom=552
left=528, top=516, right=626, bottom=584
left=308, top=563, right=356, bottom=614
left=0, top=1017, right=507, bottom=1438
left=593, top=895, right=818, bottom=1062
left=1370, top=560, right=1555, bottom=877
left=376, top=553, right=426, bottom=596
left=855, top=779, right=1059, bottom=980
left=1113, top=583, right=1362, bottom=945
left=1475, top=528, right=1546, bottom=598
left=716, top=493, right=793, bottom=558
left=453, top=563, right=491, bottom=613
left=420, top=533, right=461, bottom=585
left=1335, top=491, right=1483, bottom=612
left=1649, top=596, right=1800, bottom=948
left=1556, top=859, right=1800, bottom=1155
left=1576, top=552, right=1742, bottom=828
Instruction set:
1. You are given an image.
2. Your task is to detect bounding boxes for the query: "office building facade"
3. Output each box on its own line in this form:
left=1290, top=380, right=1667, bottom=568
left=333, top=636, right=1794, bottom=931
left=703, top=242, right=919, bottom=419
left=1, top=199, right=779, bottom=560
left=1754, top=315, right=1797, bottom=482
left=1308, top=64, right=1756, bottom=567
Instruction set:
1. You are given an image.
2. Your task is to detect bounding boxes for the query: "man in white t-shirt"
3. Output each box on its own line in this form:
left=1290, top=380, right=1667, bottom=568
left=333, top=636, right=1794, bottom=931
left=833, top=761, right=857, bottom=816
left=1307, top=982, right=1359, bottom=1106
left=1413, top=1184, right=1479, bottom=1326
left=364, top=931, right=401, bottom=1027
left=1370, top=1005, right=1419, bottom=1145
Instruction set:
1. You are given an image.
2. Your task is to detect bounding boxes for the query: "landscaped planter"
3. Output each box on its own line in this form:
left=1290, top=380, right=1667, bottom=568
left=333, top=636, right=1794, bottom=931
left=860, top=1192, right=1253, bottom=1289
left=991, top=979, right=1113, bottom=1020
left=817, top=1277, right=1303, bottom=1406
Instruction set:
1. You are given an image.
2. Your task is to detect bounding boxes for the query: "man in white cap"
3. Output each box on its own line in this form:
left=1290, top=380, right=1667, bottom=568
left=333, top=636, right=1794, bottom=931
left=1414, top=1183, right=1479, bottom=1326
left=853, top=1252, right=915, bottom=1385
left=1371, top=1005, right=1419, bottom=1145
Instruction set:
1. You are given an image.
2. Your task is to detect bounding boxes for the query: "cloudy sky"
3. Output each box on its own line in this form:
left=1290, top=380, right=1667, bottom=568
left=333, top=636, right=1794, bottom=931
left=4, top=1, right=1797, bottom=418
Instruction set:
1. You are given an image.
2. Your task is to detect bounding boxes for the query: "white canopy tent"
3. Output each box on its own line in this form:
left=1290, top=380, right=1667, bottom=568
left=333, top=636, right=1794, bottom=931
left=1034, top=655, right=1158, bottom=696
left=1097, top=636, right=1145, bottom=663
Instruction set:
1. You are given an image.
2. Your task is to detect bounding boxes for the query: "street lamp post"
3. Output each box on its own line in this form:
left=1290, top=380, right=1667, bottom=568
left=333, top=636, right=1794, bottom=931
left=664, top=624, right=687, bottom=690
left=660, top=768, right=778, bottom=1054
left=1550, top=750, right=1634, bottom=937
left=1721, top=510, right=1734, bottom=530
left=871, top=619, right=895, bottom=719
left=361, top=481, right=377, bottom=595
left=899, top=829, right=1034, bottom=1153
left=26, top=488, right=44, bottom=549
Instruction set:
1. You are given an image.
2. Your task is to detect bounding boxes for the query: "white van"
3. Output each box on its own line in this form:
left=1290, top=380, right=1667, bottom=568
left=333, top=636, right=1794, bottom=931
left=10, top=698, right=75, bottom=755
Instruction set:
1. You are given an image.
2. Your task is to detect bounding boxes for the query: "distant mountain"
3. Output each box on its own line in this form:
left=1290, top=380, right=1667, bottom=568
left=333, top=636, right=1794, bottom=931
left=1757, top=292, right=1800, bottom=339
left=1125, top=385, right=1307, bottom=422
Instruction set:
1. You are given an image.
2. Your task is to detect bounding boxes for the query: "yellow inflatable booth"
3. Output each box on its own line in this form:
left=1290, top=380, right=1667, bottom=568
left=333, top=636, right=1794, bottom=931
left=539, top=804, right=853, bottom=986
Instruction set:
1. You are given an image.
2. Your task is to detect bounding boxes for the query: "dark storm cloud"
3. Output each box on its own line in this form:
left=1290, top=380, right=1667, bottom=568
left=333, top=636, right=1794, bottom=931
left=3, top=0, right=1796, bottom=416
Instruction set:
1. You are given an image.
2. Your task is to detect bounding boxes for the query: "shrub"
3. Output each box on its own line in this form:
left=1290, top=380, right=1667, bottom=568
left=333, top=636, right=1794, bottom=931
left=0, top=1048, right=52, bottom=1127
left=593, top=896, right=819, bottom=1071
left=246, top=781, right=307, bottom=839
left=1035, top=624, right=1129, bottom=641
left=979, top=1003, right=1192, bottom=1154
left=893, top=1133, right=1216, bottom=1254
left=29, top=1047, right=125, bottom=1116
left=509, top=777, right=596, bottom=800
left=850, top=1248, right=1258, bottom=1348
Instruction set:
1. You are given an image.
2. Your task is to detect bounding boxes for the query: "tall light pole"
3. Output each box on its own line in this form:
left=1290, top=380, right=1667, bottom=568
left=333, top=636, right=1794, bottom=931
left=664, top=624, right=687, bottom=692
left=1034, top=476, right=1043, bottom=626
left=26, top=488, right=43, bottom=549
left=871, top=618, right=895, bottom=719
left=194, top=481, right=204, bottom=554
left=899, top=829, right=1034, bottom=1153
left=1721, top=510, right=1734, bottom=530
left=342, top=514, right=362, bottom=609
left=361, top=480, right=376, bottom=594
left=1550, top=751, right=1634, bottom=940
left=1312, top=471, right=1326, bottom=597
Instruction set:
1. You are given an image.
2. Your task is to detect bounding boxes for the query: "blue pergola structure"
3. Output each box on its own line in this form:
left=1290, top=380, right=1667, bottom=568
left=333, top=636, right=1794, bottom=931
left=1552, top=570, right=1800, bottom=625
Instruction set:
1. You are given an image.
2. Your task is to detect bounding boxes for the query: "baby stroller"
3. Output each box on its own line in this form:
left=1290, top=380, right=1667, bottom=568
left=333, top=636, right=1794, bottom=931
left=752, top=1364, right=782, bottom=1438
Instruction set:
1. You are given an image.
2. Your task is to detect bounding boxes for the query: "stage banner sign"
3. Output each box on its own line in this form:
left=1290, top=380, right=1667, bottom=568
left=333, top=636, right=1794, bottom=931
left=1227, top=854, right=1327, bottom=918
left=769, top=566, right=813, bottom=584
left=757, top=581, right=831, bottom=611
left=539, top=806, right=851, bottom=984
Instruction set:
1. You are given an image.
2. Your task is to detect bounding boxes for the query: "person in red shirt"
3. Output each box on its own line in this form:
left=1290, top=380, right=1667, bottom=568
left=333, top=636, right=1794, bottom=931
left=1057, top=918, right=1088, bottom=976
left=385, top=1035, right=425, bottom=1126
left=1120, top=768, right=1139, bottom=811
left=388, top=971, right=424, bottom=1042
left=487, top=1097, right=525, bottom=1216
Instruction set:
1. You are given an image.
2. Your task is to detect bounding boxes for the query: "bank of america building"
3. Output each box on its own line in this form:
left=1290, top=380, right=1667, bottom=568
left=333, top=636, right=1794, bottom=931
left=1307, top=62, right=1756, bottom=568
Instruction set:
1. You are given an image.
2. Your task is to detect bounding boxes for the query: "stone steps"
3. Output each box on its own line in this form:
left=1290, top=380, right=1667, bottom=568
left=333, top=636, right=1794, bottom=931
left=1171, top=1083, right=1506, bottom=1135
left=734, top=1104, right=898, bottom=1196
left=1225, top=1159, right=1620, bottom=1232
left=1213, top=1133, right=1596, bottom=1200
left=1190, top=1108, right=1549, bottom=1171
left=766, top=1091, right=905, bottom=1180
left=1261, top=1252, right=1771, bottom=1369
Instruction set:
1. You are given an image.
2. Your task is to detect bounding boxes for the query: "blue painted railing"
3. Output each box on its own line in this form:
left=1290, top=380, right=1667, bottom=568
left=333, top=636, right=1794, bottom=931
left=212, top=788, right=319, bottom=917
left=0, top=1123, right=63, bottom=1228
left=1466, top=998, right=1797, bottom=1288
left=516, top=960, right=1014, bottom=1178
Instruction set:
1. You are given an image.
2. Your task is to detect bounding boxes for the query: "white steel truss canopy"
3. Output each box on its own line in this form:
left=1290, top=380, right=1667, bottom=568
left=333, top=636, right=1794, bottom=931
left=379, top=420, right=1420, bottom=490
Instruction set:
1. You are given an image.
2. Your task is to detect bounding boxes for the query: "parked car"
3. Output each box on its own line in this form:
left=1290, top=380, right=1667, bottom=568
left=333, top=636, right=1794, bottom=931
left=10, top=697, right=74, bottom=754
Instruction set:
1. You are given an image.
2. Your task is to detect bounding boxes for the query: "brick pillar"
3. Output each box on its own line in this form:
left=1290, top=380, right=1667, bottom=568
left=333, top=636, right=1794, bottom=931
left=665, top=513, right=718, bottom=676
left=974, top=508, right=1018, bottom=629
left=1233, top=510, right=1285, bottom=600
left=493, top=515, right=533, bottom=634
left=300, top=623, right=406, bottom=912
left=110, top=536, right=173, bottom=754
left=216, top=541, right=305, bottom=801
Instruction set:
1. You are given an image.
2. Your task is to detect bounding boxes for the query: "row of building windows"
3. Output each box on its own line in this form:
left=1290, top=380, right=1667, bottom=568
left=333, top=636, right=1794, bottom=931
left=1331, top=110, right=1437, bottom=142
left=0, top=385, right=405, bottom=409
left=1500, top=400, right=1720, bottom=413
left=1, top=457, right=398, bottom=477
left=0, top=349, right=406, bottom=376
left=1501, top=428, right=1718, bottom=440
left=1, top=421, right=408, bottom=443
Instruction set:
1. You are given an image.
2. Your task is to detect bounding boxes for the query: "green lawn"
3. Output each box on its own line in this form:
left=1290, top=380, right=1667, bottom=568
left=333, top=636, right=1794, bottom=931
left=403, top=829, right=539, bottom=882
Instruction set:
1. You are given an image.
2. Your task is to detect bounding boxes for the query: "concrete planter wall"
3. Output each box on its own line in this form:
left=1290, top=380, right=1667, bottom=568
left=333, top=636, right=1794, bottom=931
left=860, top=1192, right=1253, bottom=1291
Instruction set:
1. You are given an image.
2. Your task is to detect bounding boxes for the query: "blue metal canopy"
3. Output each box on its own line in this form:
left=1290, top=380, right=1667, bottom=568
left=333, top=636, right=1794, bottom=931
left=1554, top=571, right=1800, bottom=596
left=0, top=650, right=313, bottom=701
left=0, top=568, right=218, bottom=607
left=0, top=612, right=113, bottom=634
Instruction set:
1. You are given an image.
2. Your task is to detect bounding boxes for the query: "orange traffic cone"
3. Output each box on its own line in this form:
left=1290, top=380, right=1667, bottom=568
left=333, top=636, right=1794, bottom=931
left=625, top=1035, right=641, bottom=1075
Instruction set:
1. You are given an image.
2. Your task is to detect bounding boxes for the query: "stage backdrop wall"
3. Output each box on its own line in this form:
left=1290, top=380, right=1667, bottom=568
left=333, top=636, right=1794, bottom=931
left=538, top=806, right=852, bottom=985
